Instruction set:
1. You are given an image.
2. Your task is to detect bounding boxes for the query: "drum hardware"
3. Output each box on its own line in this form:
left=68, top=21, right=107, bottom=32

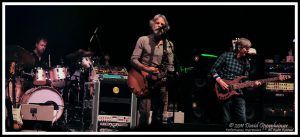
left=62, top=67, right=95, bottom=131
left=21, top=71, right=34, bottom=77
left=5, top=45, right=36, bottom=105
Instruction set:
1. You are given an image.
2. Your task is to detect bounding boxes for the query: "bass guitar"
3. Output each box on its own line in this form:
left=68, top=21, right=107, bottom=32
left=214, top=75, right=291, bottom=101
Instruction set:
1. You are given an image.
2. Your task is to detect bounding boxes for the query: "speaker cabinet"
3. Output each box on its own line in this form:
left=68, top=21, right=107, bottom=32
left=262, top=62, right=295, bottom=126
left=246, top=103, right=262, bottom=122
left=86, top=80, right=137, bottom=132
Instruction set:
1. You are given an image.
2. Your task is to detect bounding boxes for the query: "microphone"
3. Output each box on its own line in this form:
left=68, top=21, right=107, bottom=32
left=159, top=25, right=166, bottom=30
left=158, top=25, right=169, bottom=31
left=248, top=48, right=257, bottom=55
left=246, top=48, right=257, bottom=61
left=89, top=27, right=99, bottom=43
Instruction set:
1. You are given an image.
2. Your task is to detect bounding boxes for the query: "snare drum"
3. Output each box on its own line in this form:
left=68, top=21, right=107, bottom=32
left=49, top=65, right=69, bottom=88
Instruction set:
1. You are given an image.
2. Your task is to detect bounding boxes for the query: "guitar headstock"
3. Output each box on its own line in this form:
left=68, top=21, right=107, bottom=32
left=279, top=75, right=291, bottom=81
left=10, top=62, right=16, bottom=75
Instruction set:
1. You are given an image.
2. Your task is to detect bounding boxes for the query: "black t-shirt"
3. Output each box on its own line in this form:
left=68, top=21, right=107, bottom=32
left=31, top=50, right=49, bottom=69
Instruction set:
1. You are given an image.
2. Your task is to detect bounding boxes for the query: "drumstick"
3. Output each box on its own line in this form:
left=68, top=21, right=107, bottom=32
left=49, top=54, right=51, bottom=68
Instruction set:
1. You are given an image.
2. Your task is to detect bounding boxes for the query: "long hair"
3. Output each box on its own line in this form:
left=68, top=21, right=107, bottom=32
left=149, top=14, right=170, bottom=32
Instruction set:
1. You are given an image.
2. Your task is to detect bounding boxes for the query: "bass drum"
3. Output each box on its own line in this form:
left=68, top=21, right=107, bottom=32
left=20, top=86, right=64, bottom=123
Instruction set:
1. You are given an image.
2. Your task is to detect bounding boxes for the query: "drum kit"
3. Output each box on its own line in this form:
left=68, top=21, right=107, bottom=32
left=5, top=45, right=97, bottom=130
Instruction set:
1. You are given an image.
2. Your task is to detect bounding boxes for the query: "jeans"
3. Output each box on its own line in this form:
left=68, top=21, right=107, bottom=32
left=138, top=86, right=167, bottom=127
left=222, top=95, right=246, bottom=124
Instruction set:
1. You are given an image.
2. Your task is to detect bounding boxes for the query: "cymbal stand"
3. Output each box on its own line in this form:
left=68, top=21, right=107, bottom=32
left=59, top=75, right=71, bottom=131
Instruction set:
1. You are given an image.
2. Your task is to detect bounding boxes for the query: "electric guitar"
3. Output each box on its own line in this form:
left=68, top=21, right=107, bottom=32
left=7, top=62, right=23, bottom=130
left=128, top=65, right=167, bottom=97
left=214, top=75, right=291, bottom=101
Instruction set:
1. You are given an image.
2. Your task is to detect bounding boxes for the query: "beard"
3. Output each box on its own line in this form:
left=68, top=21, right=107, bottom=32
left=38, top=49, right=45, bottom=55
left=153, top=29, right=163, bottom=36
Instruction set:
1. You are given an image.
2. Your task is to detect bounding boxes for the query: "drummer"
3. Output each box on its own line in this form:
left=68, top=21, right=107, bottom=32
left=31, top=37, right=48, bottom=68
left=20, top=37, right=50, bottom=88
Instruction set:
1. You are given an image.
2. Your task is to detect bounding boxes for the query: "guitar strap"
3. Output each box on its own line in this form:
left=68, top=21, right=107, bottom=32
left=5, top=96, right=14, bottom=131
left=162, top=39, right=168, bottom=67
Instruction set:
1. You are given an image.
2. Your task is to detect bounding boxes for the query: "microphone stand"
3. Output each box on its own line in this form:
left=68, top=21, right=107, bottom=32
left=90, top=27, right=105, bottom=65
left=163, top=32, right=182, bottom=126
left=168, top=41, right=182, bottom=126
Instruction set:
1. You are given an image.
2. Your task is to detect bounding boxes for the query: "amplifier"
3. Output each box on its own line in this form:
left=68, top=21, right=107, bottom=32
left=263, top=92, right=294, bottom=105
left=95, top=65, right=128, bottom=76
left=84, top=80, right=137, bottom=132
left=97, top=73, right=128, bottom=84
left=265, top=82, right=294, bottom=91
left=265, top=63, right=294, bottom=73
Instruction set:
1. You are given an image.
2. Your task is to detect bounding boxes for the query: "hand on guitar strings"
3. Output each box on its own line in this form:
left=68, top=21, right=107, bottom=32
left=250, top=81, right=262, bottom=87
left=216, top=78, right=229, bottom=91
left=144, top=66, right=160, bottom=75
left=278, top=75, right=291, bottom=81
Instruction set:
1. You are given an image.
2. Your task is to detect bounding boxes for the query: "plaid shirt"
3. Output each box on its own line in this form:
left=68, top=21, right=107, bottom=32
left=210, top=51, right=250, bottom=80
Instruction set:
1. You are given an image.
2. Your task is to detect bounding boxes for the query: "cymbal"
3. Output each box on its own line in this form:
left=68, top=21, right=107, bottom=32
left=6, top=45, right=36, bottom=68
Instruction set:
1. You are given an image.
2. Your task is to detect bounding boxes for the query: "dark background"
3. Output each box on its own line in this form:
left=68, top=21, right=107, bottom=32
left=3, top=3, right=297, bottom=128
left=5, top=4, right=295, bottom=69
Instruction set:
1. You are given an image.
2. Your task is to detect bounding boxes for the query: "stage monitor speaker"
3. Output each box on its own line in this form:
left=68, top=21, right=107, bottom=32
left=85, top=80, right=137, bottom=132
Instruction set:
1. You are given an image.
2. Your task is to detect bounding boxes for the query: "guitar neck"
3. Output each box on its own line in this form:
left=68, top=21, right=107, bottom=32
left=10, top=62, right=17, bottom=108
left=9, top=80, right=17, bottom=108
left=234, top=77, right=280, bottom=89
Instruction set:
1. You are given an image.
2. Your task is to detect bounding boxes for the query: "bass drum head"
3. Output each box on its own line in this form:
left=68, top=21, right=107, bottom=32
left=20, top=86, right=64, bottom=123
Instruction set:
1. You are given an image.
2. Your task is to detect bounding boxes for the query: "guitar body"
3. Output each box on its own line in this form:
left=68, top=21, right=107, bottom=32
left=5, top=92, right=23, bottom=131
left=128, top=68, right=149, bottom=97
left=12, top=107, right=23, bottom=130
left=6, top=107, right=23, bottom=130
left=214, top=76, right=246, bottom=101
left=128, top=66, right=167, bottom=97
left=214, top=75, right=291, bottom=101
